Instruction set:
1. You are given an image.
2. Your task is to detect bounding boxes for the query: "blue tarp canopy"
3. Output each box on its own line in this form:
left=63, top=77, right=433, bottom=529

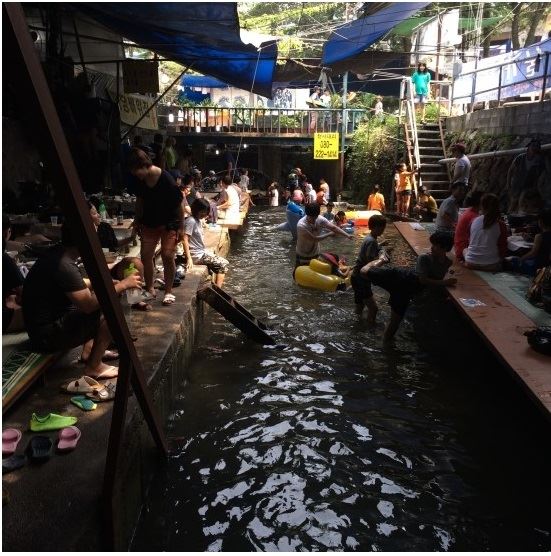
left=181, top=75, right=229, bottom=89
left=322, top=2, right=429, bottom=66
left=76, top=3, right=277, bottom=98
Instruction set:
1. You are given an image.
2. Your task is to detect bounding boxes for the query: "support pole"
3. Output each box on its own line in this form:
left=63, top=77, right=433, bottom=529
left=339, top=71, right=348, bottom=194
left=541, top=53, right=549, bottom=107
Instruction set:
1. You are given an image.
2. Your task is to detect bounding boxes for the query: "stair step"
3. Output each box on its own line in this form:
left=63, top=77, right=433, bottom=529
left=419, top=154, right=444, bottom=159
left=420, top=163, right=446, bottom=168
left=419, top=146, right=444, bottom=152
left=422, top=181, right=449, bottom=185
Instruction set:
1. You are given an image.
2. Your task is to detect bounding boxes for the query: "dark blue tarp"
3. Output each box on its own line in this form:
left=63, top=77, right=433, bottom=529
left=322, top=3, right=429, bottom=66
left=181, top=75, right=230, bottom=89
left=75, top=3, right=277, bottom=97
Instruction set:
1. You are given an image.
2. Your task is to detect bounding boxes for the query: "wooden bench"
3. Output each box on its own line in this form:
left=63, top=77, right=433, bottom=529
left=394, top=221, right=551, bottom=420
left=2, top=332, right=61, bottom=414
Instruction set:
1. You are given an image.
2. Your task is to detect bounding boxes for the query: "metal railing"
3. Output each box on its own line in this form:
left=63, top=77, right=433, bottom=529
left=164, top=106, right=367, bottom=136
left=451, top=51, right=551, bottom=106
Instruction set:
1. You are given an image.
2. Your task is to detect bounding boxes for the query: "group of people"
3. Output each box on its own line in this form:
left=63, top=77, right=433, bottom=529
left=3, top=142, right=241, bottom=380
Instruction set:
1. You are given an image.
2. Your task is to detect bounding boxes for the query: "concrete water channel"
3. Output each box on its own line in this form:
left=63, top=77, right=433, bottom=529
left=130, top=208, right=551, bottom=552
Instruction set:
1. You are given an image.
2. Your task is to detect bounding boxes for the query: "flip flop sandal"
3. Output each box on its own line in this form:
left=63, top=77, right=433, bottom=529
left=57, top=426, right=81, bottom=452
left=2, top=454, right=28, bottom=475
left=90, top=365, right=119, bottom=380
left=26, top=436, right=53, bottom=462
left=86, top=383, right=115, bottom=402
left=2, top=428, right=22, bottom=456
left=70, top=395, right=97, bottom=411
left=79, top=350, right=119, bottom=363
left=131, top=301, right=153, bottom=311
left=162, top=293, right=176, bottom=305
left=61, top=375, right=103, bottom=394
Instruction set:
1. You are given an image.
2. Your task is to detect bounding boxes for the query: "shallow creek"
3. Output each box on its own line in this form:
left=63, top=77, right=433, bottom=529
left=132, top=207, right=551, bottom=551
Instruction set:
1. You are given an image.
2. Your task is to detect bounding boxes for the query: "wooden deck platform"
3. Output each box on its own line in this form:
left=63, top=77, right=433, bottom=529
left=393, top=222, right=551, bottom=421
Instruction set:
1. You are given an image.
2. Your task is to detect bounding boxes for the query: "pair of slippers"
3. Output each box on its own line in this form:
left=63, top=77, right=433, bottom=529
left=162, top=293, right=176, bottom=306
left=2, top=427, right=81, bottom=473
left=62, top=376, right=116, bottom=403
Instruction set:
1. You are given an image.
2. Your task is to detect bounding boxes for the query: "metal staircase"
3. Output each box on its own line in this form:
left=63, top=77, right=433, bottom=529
left=416, top=121, right=450, bottom=204
left=398, top=78, right=452, bottom=208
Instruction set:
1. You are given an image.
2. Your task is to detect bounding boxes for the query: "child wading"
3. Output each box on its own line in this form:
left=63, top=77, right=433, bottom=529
left=364, top=231, right=457, bottom=342
left=351, top=214, right=388, bottom=325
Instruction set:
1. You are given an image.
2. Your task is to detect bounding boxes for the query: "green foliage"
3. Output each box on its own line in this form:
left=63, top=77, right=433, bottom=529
left=346, top=117, right=400, bottom=203
left=277, top=36, right=306, bottom=59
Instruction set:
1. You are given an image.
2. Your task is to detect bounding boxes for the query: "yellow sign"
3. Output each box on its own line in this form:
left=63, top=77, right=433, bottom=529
left=118, top=93, right=158, bottom=130
left=314, top=132, right=339, bottom=159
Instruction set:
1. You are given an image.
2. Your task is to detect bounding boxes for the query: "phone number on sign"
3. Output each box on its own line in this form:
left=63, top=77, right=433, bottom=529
left=315, top=150, right=338, bottom=159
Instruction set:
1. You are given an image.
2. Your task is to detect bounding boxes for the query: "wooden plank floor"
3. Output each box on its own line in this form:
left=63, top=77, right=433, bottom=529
left=394, top=222, right=551, bottom=421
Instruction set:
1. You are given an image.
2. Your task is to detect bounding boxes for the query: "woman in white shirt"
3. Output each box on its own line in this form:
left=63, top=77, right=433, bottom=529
left=268, top=182, right=279, bottom=207
left=464, top=193, right=507, bottom=271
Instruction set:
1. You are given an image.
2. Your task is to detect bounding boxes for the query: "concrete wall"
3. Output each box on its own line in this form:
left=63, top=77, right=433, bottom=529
left=447, top=100, right=551, bottom=136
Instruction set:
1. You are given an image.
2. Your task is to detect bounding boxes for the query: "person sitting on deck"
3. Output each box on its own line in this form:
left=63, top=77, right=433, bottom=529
left=463, top=193, right=508, bottom=272
left=87, top=202, right=150, bottom=310
left=319, top=178, right=331, bottom=202
left=183, top=198, right=229, bottom=287
left=365, top=231, right=457, bottom=342
left=21, top=223, right=142, bottom=379
left=217, top=175, right=240, bottom=222
left=350, top=214, right=388, bottom=324
left=454, top=190, right=483, bottom=261
left=367, top=184, right=386, bottom=212
left=334, top=210, right=348, bottom=227
left=413, top=185, right=438, bottom=222
left=435, top=182, right=466, bottom=234
left=508, top=210, right=551, bottom=275
left=295, top=203, right=353, bottom=272
left=3, top=216, right=25, bottom=333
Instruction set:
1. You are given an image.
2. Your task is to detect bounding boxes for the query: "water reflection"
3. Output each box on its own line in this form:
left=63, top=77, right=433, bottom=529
left=133, top=208, right=551, bottom=552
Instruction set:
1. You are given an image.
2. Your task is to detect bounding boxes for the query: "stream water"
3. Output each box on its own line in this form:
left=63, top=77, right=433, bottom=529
left=132, top=207, right=551, bottom=551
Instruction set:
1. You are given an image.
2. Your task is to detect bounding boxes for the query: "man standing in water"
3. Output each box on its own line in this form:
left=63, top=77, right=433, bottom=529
left=295, top=203, right=353, bottom=272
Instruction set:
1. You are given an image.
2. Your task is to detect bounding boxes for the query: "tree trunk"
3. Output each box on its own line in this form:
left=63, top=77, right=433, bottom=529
left=511, top=3, right=522, bottom=51
left=524, top=3, right=547, bottom=46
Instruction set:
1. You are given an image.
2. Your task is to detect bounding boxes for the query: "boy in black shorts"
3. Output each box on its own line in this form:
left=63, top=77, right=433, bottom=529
left=364, top=231, right=457, bottom=342
left=351, top=214, right=388, bottom=324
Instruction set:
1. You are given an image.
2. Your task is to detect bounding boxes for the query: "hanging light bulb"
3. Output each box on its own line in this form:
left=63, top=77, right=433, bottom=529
left=215, top=125, right=221, bottom=131
left=243, top=144, right=248, bottom=149
left=195, top=126, right=201, bottom=133
left=215, top=149, right=220, bottom=155
left=177, top=110, right=184, bottom=122
left=168, top=112, right=174, bottom=123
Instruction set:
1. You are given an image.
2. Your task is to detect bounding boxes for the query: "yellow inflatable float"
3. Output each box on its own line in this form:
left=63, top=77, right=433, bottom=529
left=344, top=209, right=381, bottom=227
left=295, top=258, right=350, bottom=292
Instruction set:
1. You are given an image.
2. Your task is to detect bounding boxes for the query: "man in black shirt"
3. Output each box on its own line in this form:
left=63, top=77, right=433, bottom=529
left=22, top=223, right=142, bottom=379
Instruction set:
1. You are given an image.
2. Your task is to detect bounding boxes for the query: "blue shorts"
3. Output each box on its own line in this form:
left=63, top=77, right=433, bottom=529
left=414, top=94, right=427, bottom=104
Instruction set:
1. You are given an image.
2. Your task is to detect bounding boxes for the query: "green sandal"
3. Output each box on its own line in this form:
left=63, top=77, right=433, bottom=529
left=30, top=413, right=77, bottom=432
left=70, top=396, right=97, bottom=411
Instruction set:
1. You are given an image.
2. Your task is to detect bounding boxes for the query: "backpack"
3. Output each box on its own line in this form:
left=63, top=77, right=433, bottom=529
left=524, top=327, right=551, bottom=356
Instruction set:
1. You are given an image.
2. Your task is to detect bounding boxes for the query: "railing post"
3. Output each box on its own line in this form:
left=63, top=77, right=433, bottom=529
left=469, top=57, right=478, bottom=113
left=497, top=65, right=503, bottom=105
left=541, top=52, right=549, bottom=106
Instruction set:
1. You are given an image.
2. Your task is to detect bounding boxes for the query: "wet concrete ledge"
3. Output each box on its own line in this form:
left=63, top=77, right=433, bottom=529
left=2, top=225, right=232, bottom=551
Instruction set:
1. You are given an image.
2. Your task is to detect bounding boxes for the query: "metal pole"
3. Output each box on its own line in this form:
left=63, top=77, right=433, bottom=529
left=497, top=65, right=503, bottom=105
left=435, top=12, right=442, bottom=80
left=469, top=57, right=478, bottom=113
left=339, top=71, right=348, bottom=194
left=438, top=142, right=551, bottom=164
left=541, top=53, right=549, bottom=106
left=121, top=65, right=192, bottom=141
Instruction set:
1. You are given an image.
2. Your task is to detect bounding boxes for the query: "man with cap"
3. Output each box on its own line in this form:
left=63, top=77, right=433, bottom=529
left=451, top=142, right=471, bottom=187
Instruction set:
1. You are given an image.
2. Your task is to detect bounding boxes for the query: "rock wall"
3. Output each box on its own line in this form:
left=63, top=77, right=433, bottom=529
left=444, top=103, right=551, bottom=211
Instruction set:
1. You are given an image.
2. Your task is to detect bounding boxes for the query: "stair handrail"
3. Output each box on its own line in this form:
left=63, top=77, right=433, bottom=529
left=437, top=117, right=452, bottom=183
left=401, top=78, right=421, bottom=198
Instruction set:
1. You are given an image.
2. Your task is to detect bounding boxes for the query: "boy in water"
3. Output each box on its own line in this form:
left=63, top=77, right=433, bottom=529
left=364, top=231, right=457, bottom=342
left=351, top=214, right=388, bottom=324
